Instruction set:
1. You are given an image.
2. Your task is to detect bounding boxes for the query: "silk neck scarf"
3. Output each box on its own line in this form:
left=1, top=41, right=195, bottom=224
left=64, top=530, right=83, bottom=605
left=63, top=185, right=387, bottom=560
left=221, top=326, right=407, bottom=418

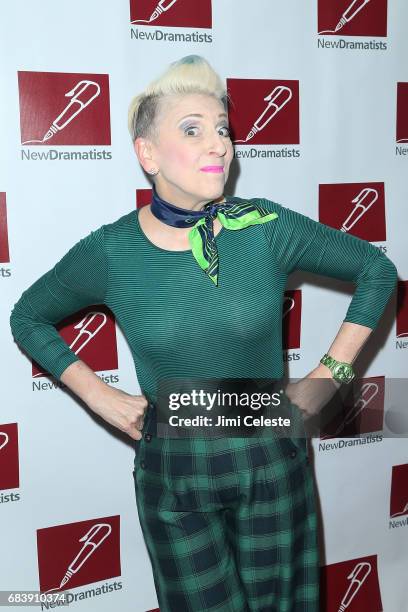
left=150, top=185, right=278, bottom=286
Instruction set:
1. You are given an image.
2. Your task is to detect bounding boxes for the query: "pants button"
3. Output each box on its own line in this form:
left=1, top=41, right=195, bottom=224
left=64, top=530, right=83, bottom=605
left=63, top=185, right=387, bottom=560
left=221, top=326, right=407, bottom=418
left=144, top=433, right=152, bottom=442
left=140, top=461, right=146, bottom=469
left=290, top=449, right=297, bottom=459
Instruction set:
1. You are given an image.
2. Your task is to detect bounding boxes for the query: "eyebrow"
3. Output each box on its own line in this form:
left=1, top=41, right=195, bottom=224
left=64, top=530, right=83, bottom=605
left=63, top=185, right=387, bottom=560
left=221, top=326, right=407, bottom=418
left=178, top=113, right=228, bottom=122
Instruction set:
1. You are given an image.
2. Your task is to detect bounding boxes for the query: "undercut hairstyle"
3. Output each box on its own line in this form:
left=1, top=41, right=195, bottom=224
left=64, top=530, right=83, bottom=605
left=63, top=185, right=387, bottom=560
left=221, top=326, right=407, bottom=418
left=128, top=55, right=230, bottom=143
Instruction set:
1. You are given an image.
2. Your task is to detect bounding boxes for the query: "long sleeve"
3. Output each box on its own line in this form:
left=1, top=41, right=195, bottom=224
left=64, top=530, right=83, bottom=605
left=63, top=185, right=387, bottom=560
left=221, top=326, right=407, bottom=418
left=9, top=226, right=109, bottom=380
left=258, top=198, right=398, bottom=329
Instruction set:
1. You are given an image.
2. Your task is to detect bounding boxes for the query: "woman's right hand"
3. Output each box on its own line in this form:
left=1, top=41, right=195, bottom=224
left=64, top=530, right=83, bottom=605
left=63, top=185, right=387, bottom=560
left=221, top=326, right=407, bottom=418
left=87, top=385, right=149, bottom=440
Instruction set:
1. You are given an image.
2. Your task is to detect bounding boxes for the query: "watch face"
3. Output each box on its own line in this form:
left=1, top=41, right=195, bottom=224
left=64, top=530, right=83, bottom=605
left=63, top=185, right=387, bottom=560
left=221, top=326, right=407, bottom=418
left=333, top=363, right=354, bottom=382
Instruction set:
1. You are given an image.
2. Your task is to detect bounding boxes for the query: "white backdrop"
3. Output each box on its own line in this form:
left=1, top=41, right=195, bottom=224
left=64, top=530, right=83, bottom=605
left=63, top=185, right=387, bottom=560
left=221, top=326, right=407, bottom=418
left=1, top=1, right=407, bottom=610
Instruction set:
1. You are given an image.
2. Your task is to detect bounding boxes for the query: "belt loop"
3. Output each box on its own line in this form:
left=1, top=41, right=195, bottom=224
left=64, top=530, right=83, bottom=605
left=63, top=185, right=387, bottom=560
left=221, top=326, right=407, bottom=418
left=149, top=401, right=157, bottom=437
left=143, top=399, right=157, bottom=437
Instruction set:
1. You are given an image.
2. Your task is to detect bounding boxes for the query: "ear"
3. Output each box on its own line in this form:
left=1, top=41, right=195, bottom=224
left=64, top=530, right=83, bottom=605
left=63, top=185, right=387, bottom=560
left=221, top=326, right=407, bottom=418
left=134, top=137, right=156, bottom=174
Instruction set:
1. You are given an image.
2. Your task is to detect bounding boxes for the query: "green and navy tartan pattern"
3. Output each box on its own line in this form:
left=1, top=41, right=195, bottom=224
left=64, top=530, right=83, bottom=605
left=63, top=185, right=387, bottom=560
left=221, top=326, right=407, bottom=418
left=132, top=402, right=319, bottom=611
left=188, top=201, right=278, bottom=286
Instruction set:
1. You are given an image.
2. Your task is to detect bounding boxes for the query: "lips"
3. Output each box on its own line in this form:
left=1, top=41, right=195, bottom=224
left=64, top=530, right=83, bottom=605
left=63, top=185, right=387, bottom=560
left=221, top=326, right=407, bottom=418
left=200, top=166, right=224, bottom=173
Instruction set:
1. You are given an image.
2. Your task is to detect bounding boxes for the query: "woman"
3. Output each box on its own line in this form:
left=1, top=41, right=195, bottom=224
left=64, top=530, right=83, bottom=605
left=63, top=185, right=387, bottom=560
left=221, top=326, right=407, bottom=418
left=10, top=55, right=397, bottom=611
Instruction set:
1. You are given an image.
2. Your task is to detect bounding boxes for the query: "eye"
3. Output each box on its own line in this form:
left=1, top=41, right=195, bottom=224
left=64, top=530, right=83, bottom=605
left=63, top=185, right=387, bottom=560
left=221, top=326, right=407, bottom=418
left=184, top=125, right=199, bottom=136
left=219, top=126, right=231, bottom=137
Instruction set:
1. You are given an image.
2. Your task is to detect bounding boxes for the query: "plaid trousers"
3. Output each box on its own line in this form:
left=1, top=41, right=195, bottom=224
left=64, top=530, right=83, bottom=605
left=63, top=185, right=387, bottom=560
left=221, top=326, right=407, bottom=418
left=132, top=400, right=319, bottom=612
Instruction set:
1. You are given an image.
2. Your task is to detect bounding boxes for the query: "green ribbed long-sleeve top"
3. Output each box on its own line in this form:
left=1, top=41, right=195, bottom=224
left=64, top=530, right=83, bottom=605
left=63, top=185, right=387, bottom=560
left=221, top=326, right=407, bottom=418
left=10, top=197, right=398, bottom=402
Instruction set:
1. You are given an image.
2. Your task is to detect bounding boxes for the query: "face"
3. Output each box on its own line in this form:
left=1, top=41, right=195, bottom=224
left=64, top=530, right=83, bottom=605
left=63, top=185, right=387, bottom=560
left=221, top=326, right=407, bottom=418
left=135, top=93, right=234, bottom=210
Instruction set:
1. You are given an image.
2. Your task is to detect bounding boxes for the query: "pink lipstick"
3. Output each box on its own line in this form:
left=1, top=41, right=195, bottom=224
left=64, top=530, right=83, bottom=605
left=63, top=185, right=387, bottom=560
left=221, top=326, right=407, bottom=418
left=200, top=166, right=224, bottom=173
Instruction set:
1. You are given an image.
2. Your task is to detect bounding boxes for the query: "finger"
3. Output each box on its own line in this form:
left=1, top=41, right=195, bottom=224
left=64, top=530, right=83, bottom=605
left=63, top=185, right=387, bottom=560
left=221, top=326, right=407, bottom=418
left=139, top=395, right=149, bottom=410
left=135, top=417, right=145, bottom=432
left=129, top=423, right=143, bottom=440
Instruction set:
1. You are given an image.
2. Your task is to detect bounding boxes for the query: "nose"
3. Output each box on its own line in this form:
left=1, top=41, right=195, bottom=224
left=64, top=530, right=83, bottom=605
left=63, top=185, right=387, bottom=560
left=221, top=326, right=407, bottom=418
left=208, top=130, right=228, bottom=156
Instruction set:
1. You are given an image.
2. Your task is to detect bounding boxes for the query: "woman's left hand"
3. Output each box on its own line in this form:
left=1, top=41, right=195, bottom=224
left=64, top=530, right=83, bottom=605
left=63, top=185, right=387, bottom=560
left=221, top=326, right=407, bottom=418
left=283, top=365, right=341, bottom=420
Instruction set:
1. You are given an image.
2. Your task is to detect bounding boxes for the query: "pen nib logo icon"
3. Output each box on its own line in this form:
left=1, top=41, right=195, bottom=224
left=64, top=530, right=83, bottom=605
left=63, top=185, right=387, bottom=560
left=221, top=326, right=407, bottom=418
left=131, top=0, right=178, bottom=24
left=390, top=501, right=408, bottom=518
left=340, top=187, right=378, bottom=233
left=282, top=296, right=295, bottom=319
left=318, top=0, right=372, bottom=35
left=320, top=380, right=380, bottom=439
left=337, top=562, right=371, bottom=612
left=44, top=523, right=112, bottom=593
left=234, top=86, right=292, bottom=143
left=69, top=312, right=107, bottom=354
left=22, top=80, right=101, bottom=145
left=0, top=432, right=9, bottom=451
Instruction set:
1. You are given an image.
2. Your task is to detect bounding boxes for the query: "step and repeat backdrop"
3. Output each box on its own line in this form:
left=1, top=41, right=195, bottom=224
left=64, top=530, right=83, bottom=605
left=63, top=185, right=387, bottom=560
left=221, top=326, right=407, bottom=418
left=1, top=1, right=407, bottom=610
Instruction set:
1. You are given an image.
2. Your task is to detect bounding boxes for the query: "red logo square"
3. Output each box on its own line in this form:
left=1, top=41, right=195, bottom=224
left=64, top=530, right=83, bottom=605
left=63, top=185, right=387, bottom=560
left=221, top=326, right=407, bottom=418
left=18, top=72, right=111, bottom=146
left=320, top=555, right=383, bottom=611
left=319, top=183, right=386, bottom=241
left=37, top=516, right=120, bottom=592
left=0, top=423, right=19, bottom=491
left=0, top=193, right=10, bottom=264
left=390, top=463, right=408, bottom=518
left=396, top=83, right=408, bottom=143
left=318, top=0, right=388, bottom=37
left=396, top=281, right=408, bottom=339
left=130, top=0, right=212, bottom=28
left=282, top=290, right=302, bottom=350
left=321, top=376, right=385, bottom=438
left=227, top=79, right=299, bottom=145
left=136, top=188, right=153, bottom=209
left=32, top=305, right=118, bottom=378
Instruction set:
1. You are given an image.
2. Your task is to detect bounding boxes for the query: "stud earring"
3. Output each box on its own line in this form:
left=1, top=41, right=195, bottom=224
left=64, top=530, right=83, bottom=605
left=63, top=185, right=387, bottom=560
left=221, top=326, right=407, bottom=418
left=149, top=168, right=159, bottom=175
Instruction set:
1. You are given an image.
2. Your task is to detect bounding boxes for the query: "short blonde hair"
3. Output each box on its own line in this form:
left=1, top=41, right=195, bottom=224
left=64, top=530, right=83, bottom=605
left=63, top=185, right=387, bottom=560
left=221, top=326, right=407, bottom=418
left=128, top=55, right=229, bottom=143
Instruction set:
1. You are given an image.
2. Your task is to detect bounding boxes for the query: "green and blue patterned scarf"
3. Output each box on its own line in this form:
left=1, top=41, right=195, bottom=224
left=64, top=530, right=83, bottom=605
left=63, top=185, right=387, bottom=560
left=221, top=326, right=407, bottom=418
left=151, top=186, right=278, bottom=286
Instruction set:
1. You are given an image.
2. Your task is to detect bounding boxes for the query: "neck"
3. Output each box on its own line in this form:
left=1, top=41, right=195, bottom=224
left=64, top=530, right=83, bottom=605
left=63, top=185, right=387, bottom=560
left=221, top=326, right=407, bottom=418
left=154, top=183, right=224, bottom=211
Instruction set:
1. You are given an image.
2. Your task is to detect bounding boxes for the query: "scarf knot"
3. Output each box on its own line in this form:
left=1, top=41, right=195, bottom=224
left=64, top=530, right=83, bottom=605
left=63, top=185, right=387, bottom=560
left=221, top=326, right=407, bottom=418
left=204, top=202, right=223, bottom=219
